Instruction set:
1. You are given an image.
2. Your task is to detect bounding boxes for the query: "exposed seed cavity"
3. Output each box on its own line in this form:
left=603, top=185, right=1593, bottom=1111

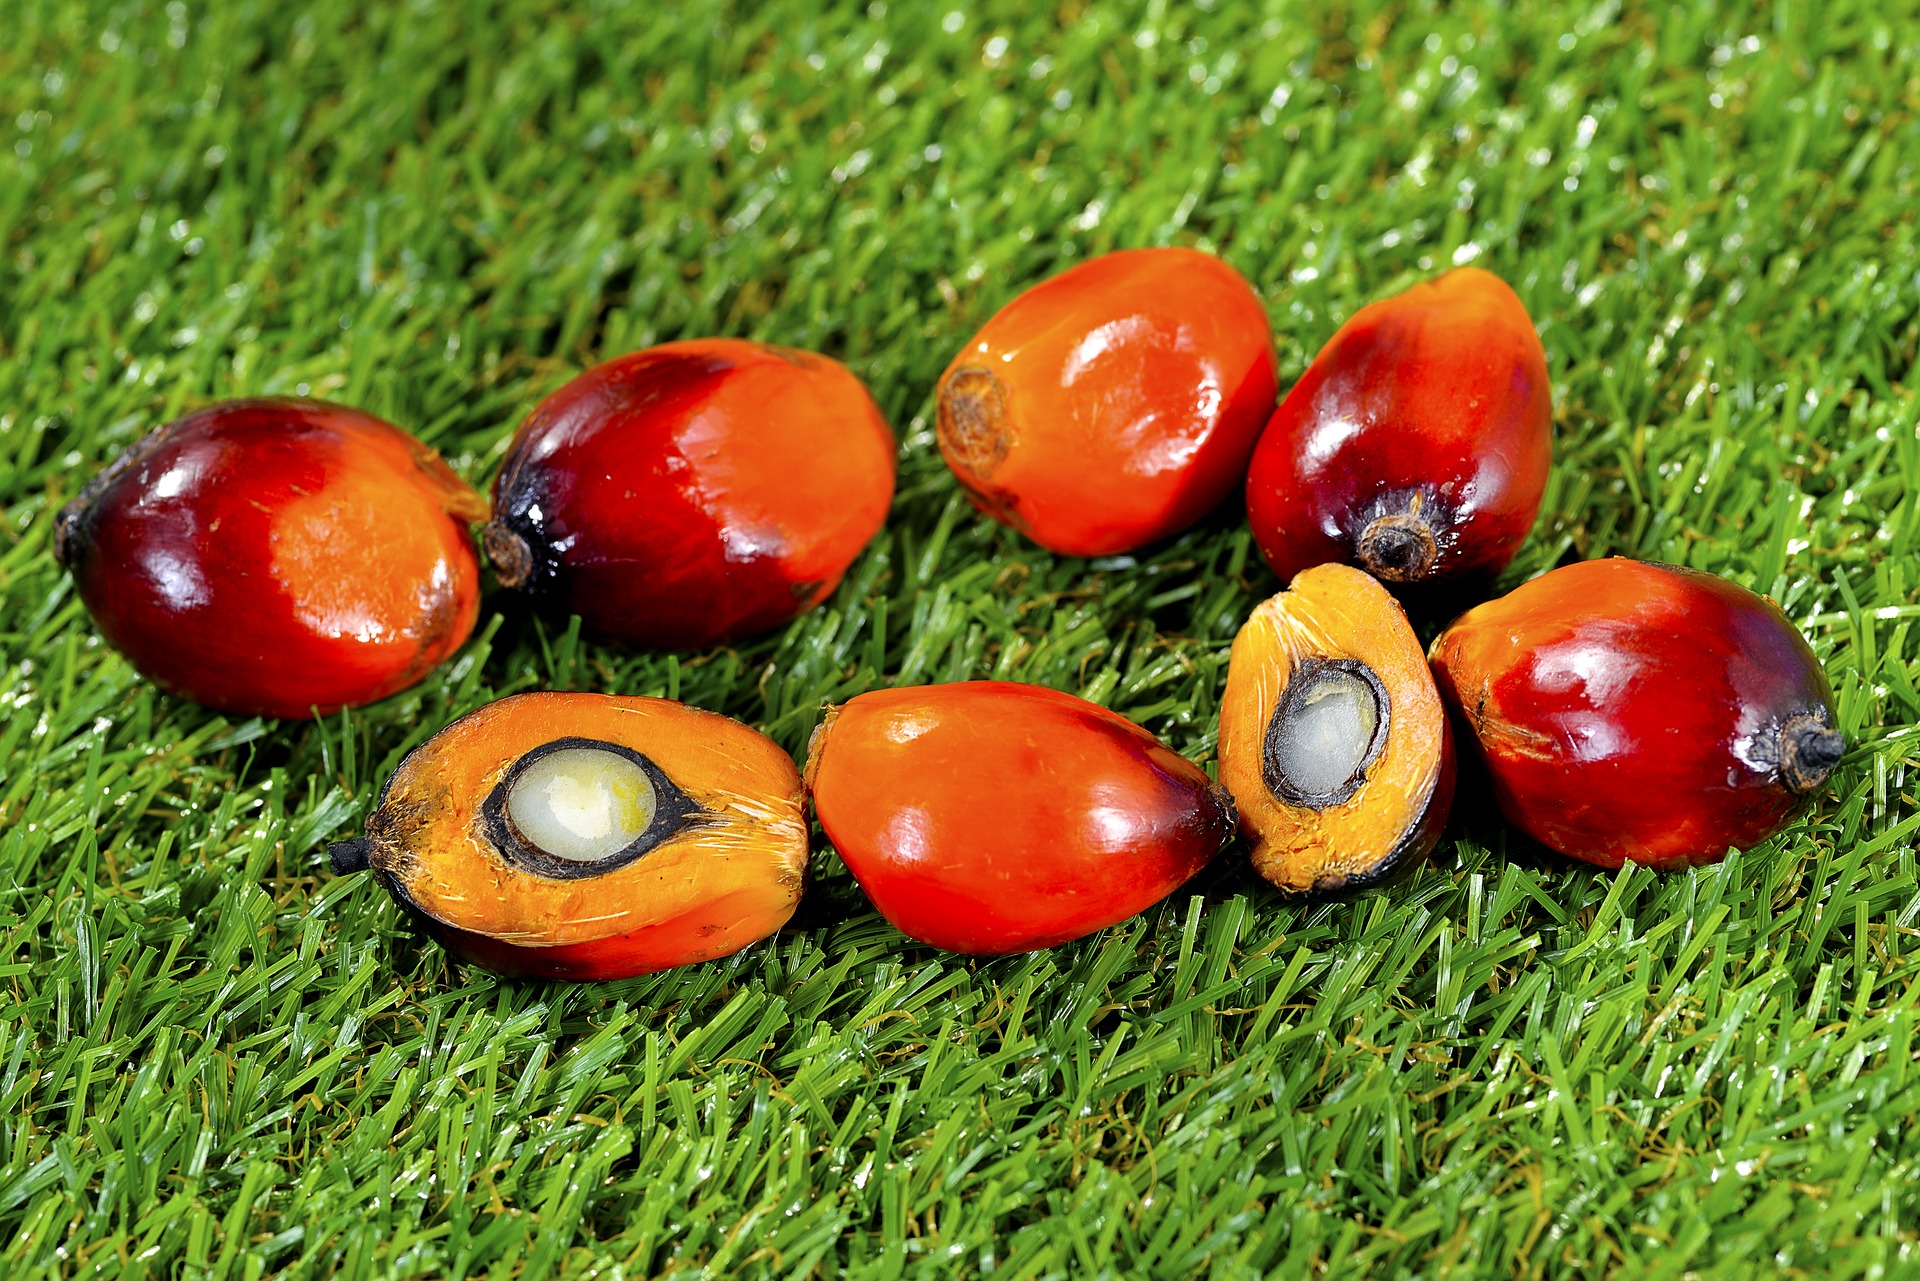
left=1262, top=658, right=1391, bottom=809
left=1356, top=513, right=1439, bottom=582
left=506, top=746, right=659, bottom=863
left=484, top=521, right=535, bottom=589
left=938, top=366, right=1013, bottom=478
left=1779, top=714, right=1844, bottom=793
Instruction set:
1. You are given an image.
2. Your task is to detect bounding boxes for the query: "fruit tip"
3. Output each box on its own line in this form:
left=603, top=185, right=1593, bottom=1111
left=329, top=837, right=373, bottom=875
left=1781, top=716, right=1844, bottom=793
left=1356, top=513, right=1439, bottom=583
left=483, top=521, right=534, bottom=589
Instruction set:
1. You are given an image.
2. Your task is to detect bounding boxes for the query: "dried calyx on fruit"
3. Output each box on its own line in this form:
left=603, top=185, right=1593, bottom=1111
left=805, top=681, right=1236, bottom=954
left=331, top=692, right=807, bottom=980
left=1246, top=268, right=1551, bottom=587
left=936, top=247, right=1278, bottom=556
left=1429, top=558, right=1844, bottom=868
left=1219, top=564, right=1455, bottom=893
left=485, top=339, right=896, bottom=651
left=54, top=398, right=487, bottom=719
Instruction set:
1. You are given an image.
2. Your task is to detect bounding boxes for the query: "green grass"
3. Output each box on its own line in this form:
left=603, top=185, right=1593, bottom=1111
left=3, top=0, right=1919, bottom=1275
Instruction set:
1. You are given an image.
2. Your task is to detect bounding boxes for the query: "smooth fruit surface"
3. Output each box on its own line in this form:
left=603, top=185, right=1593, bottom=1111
left=1429, top=558, right=1843, bottom=867
left=53, top=398, right=486, bottom=719
left=805, top=681, right=1235, bottom=954
left=1219, top=564, right=1454, bottom=892
left=486, top=339, right=896, bottom=649
left=936, top=247, right=1278, bottom=556
left=1246, top=268, right=1551, bottom=585
left=331, top=692, right=808, bottom=980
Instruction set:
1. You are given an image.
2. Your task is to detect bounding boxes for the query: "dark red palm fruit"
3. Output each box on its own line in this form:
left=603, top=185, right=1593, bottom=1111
left=803, top=681, right=1236, bottom=955
left=1429, top=558, right=1844, bottom=869
left=484, top=339, right=896, bottom=650
left=1246, top=267, right=1552, bottom=586
left=935, top=247, right=1278, bottom=556
left=53, top=398, right=487, bottom=719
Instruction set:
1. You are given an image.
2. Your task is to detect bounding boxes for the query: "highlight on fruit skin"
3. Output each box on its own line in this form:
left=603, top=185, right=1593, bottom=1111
left=1218, top=564, right=1455, bottom=893
left=804, top=681, right=1236, bottom=955
left=52, top=397, right=487, bottom=719
left=329, top=692, right=809, bottom=980
left=1429, top=558, right=1844, bottom=869
left=1245, top=267, right=1552, bottom=586
left=935, top=247, right=1279, bottom=557
left=485, top=338, right=897, bottom=650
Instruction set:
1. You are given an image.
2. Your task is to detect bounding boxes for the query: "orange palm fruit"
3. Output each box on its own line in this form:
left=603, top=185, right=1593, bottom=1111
left=805, top=681, right=1235, bottom=953
left=330, top=692, right=808, bottom=980
left=935, top=247, right=1278, bottom=556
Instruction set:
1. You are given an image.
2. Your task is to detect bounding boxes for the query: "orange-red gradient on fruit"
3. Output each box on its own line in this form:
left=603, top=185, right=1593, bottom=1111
left=53, top=398, right=486, bottom=719
left=805, top=681, right=1236, bottom=954
left=334, top=692, right=809, bottom=981
left=1246, top=268, right=1551, bottom=585
left=486, top=339, right=896, bottom=649
left=936, top=248, right=1278, bottom=556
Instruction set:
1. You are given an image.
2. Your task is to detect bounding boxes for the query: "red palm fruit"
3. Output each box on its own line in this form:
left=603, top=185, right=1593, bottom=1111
left=53, top=398, right=486, bottom=719
left=1246, top=268, right=1551, bottom=586
left=804, top=681, right=1236, bottom=954
left=1429, top=558, right=1844, bottom=868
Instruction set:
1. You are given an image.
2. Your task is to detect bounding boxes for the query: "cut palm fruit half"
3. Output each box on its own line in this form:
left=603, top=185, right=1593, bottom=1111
left=1218, top=563, right=1454, bottom=892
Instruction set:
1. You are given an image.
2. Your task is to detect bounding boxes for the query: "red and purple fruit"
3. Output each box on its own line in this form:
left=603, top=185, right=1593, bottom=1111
left=485, top=339, right=896, bottom=649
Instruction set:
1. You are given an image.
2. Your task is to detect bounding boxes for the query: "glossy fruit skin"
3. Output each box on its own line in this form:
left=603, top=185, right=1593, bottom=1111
left=1246, top=268, right=1551, bottom=585
left=332, top=692, right=808, bottom=981
left=936, top=248, right=1278, bottom=556
left=53, top=398, right=486, bottom=719
left=1429, top=559, right=1843, bottom=868
left=486, top=339, right=896, bottom=649
left=806, top=681, right=1235, bottom=954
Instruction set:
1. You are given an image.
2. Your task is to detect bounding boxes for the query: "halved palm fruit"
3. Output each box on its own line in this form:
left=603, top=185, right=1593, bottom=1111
left=330, top=692, right=807, bottom=980
left=1218, top=564, right=1453, bottom=892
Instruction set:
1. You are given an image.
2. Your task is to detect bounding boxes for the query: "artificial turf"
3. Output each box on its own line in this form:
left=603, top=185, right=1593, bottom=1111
left=2, top=0, right=1918, bottom=1276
